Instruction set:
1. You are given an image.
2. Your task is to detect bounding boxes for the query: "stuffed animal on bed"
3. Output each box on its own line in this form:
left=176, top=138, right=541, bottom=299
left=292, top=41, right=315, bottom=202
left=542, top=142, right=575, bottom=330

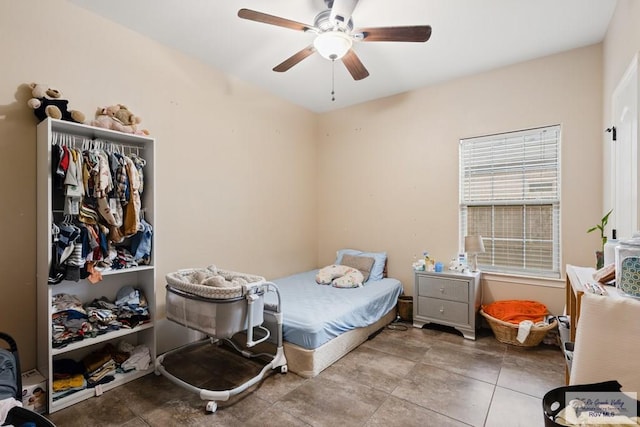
left=316, top=264, right=364, bottom=288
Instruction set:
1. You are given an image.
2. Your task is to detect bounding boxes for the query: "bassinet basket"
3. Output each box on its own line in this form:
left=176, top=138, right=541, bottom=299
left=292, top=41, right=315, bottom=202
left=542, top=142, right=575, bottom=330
left=480, top=309, right=557, bottom=347
left=164, top=265, right=268, bottom=340
left=165, top=266, right=265, bottom=300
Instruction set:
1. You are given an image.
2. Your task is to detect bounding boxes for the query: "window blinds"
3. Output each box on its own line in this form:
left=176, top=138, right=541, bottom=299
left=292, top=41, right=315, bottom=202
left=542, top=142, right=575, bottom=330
left=459, top=125, right=561, bottom=278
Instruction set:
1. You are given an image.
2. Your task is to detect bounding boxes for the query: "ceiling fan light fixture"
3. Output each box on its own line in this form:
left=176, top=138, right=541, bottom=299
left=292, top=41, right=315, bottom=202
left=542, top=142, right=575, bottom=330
left=313, top=31, right=353, bottom=60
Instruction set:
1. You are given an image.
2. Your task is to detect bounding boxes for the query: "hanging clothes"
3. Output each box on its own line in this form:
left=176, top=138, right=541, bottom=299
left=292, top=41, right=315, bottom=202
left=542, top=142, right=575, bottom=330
left=122, top=155, right=141, bottom=237
left=50, top=132, right=152, bottom=283
left=130, top=218, right=153, bottom=265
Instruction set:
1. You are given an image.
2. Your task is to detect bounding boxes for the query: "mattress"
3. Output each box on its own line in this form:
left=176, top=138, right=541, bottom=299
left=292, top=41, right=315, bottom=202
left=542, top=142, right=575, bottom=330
left=281, top=308, right=397, bottom=378
left=264, top=269, right=403, bottom=349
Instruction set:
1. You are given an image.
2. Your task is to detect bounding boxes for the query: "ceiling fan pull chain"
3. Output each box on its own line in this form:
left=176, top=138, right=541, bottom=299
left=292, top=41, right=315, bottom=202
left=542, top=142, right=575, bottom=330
left=331, top=59, right=336, bottom=101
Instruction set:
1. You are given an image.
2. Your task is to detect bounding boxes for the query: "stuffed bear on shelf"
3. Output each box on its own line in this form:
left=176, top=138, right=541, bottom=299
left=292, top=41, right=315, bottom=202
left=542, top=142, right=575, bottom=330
left=26, top=83, right=86, bottom=124
left=91, top=104, right=149, bottom=135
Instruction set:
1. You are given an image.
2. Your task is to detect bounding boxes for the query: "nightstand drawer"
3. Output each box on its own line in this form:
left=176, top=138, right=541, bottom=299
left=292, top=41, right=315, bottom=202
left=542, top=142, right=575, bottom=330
left=417, top=276, right=469, bottom=303
left=418, top=296, right=469, bottom=324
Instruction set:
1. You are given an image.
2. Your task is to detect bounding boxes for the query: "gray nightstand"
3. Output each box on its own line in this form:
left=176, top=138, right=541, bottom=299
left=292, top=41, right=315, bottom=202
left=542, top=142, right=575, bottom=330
left=413, top=269, right=482, bottom=340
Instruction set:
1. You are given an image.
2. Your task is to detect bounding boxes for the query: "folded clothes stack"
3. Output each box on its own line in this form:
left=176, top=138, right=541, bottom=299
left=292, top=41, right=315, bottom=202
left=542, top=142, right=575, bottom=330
left=52, top=341, right=150, bottom=401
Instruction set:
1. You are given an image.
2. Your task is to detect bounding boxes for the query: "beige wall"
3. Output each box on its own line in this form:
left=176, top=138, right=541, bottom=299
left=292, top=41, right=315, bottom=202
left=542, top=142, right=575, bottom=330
left=0, top=0, right=317, bottom=368
left=317, top=44, right=605, bottom=315
left=602, top=0, right=640, bottom=227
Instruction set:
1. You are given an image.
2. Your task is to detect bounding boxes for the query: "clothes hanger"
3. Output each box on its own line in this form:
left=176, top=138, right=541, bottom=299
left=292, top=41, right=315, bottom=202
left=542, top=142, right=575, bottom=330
left=51, top=223, right=60, bottom=239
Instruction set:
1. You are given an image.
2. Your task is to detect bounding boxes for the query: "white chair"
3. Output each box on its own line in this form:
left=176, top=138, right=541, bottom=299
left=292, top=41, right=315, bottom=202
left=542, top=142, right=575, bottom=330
left=570, top=292, right=640, bottom=393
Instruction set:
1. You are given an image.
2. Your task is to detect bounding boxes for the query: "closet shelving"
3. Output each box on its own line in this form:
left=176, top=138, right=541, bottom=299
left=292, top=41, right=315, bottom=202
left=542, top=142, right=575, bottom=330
left=36, top=118, right=156, bottom=413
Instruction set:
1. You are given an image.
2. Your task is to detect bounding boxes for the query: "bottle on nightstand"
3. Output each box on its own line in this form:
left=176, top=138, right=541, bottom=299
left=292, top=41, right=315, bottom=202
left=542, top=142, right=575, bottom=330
left=423, top=251, right=435, bottom=272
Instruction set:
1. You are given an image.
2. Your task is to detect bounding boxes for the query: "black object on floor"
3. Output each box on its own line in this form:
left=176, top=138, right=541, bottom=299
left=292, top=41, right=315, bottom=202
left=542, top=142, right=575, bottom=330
left=1, top=332, right=56, bottom=427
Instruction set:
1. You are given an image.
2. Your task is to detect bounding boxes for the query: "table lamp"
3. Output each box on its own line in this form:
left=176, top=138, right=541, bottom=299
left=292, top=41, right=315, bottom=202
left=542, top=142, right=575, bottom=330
left=465, top=235, right=485, bottom=272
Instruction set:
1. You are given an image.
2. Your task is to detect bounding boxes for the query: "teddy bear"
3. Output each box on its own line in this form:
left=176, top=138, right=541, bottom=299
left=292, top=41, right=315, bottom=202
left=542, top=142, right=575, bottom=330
left=112, top=104, right=140, bottom=126
left=90, top=104, right=149, bottom=135
left=26, top=83, right=85, bottom=123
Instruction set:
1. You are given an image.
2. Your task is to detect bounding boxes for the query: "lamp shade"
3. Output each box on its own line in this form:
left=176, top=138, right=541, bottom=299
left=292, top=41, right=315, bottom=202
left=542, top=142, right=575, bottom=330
left=465, top=235, right=485, bottom=254
left=313, top=31, right=353, bottom=60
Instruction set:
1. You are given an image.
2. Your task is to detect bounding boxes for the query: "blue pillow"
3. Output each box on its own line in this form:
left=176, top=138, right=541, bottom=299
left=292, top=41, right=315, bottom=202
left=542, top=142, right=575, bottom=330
left=336, top=249, right=387, bottom=281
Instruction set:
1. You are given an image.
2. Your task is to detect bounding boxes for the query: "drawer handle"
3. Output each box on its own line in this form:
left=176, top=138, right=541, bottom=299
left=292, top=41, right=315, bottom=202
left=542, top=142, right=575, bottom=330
left=439, top=307, right=444, bottom=313
left=439, top=288, right=445, bottom=293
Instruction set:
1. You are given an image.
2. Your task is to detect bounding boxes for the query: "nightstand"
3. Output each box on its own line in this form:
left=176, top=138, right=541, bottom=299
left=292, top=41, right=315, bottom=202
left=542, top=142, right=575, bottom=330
left=413, top=269, right=482, bottom=340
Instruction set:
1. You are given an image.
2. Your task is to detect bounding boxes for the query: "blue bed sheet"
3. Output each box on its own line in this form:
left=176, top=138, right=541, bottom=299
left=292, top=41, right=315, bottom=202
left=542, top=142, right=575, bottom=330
left=264, top=270, right=403, bottom=350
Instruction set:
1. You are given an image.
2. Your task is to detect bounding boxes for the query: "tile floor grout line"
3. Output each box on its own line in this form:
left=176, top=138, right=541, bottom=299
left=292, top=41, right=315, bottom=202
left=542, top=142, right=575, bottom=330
left=482, top=384, right=498, bottom=427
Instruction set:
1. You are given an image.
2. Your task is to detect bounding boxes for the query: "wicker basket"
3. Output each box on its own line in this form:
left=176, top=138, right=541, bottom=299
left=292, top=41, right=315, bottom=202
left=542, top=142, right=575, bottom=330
left=480, top=309, right=558, bottom=347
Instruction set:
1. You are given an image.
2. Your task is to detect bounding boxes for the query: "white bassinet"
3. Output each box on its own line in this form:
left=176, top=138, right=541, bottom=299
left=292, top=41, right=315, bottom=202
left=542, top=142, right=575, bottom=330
left=155, top=266, right=287, bottom=413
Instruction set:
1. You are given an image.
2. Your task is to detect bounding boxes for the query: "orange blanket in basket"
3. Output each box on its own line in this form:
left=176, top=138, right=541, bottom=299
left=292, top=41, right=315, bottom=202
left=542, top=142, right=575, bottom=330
left=482, top=300, right=548, bottom=324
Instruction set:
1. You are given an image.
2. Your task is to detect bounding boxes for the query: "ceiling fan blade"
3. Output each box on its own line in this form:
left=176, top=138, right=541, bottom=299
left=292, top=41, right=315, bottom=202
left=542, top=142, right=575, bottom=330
left=238, top=8, right=315, bottom=32
left=341, top=49, right=369, bottom=80
left=273, top=45, right=316, bottom=72
left=356, top=25, right=432, bottom=42
left=329, top=0, right=360, bottom=27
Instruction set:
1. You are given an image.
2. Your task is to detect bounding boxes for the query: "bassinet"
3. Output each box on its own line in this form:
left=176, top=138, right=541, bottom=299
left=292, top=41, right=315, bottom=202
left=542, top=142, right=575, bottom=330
left=164, top=266, right=266, bottom=340
left=156, top=266, right=287, bottom=413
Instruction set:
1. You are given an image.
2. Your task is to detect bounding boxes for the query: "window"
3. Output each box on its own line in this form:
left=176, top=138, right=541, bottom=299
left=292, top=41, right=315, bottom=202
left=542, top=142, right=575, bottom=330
left=459, top=125, right=561, bottom=278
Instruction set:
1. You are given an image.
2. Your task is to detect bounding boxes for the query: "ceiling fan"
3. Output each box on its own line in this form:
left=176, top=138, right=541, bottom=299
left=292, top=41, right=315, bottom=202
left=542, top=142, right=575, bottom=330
left=238, top=0, right=432, bottom=81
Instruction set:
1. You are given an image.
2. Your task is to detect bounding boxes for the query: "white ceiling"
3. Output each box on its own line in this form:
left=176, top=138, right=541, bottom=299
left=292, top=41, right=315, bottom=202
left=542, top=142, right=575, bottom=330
left=69, top=0, right=617, bottom=113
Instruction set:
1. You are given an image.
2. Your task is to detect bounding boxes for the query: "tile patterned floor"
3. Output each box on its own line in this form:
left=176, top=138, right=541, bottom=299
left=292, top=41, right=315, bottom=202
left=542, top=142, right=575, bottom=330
left=46, top=324, right=566, bottom=426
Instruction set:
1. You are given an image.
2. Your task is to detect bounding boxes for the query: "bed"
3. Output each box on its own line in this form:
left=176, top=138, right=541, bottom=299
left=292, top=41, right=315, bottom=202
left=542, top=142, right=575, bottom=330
left=160, top=249, right=403, bottom=382
left=262, top=249, right=403, bottom=378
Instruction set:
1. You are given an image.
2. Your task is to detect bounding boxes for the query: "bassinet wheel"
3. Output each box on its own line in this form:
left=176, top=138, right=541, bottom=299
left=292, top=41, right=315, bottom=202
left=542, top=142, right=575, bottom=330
left=206, top=401, right=217, bottom=413
left=280, top=365, right=288, bottom=374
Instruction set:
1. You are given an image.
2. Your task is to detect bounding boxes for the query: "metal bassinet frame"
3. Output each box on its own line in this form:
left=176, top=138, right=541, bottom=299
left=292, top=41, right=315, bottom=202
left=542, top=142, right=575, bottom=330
left=154, top=280, right=287, bottom=413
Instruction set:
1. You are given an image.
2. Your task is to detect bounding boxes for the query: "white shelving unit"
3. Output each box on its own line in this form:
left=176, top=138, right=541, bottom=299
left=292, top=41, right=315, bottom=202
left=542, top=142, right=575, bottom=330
left=36, top=118, right=156, bottom=413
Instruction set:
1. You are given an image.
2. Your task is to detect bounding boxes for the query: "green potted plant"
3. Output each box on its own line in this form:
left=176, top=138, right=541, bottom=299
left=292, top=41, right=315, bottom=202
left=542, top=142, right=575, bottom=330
left=587, top=209, right=613, bottom=269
